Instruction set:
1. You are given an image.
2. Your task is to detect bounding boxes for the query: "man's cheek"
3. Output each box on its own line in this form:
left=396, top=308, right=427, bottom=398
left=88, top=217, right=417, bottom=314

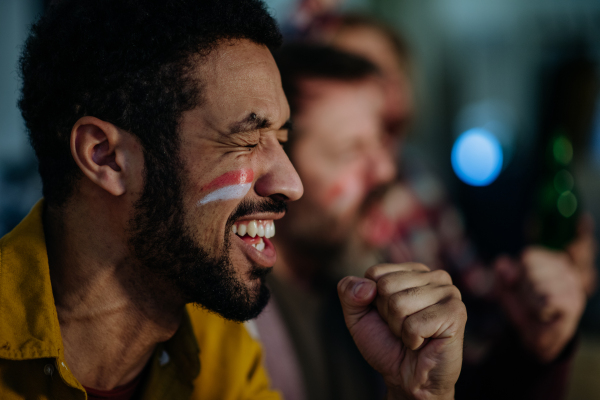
left=189, top=168, right=255, bottom=249
left=321, top=173, right=366, bottom=215
left=184, top=205, right=226, bottom=252
left=195, top=168, right=254, bottom=206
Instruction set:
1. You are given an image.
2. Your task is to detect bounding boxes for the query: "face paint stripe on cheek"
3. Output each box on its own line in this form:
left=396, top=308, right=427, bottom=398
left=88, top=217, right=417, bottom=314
left=322, top=175, right=365, bottom=213
left=196, top=169, right=254, bottom=206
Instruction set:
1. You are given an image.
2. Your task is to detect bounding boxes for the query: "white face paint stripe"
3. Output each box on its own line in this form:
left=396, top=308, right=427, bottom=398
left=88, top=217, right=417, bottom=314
left=196, top=183, right=252, bottom=206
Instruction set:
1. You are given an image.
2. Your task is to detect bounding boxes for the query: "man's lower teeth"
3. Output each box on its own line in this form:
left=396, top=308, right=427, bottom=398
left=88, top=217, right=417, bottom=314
left=251, top=239, right=265, bottom=251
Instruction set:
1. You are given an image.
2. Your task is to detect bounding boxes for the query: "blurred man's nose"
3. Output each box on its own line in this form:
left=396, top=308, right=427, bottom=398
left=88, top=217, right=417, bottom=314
left=254, top=138, right=304, bottom=202
left=368, top=144, right=396, bottom=187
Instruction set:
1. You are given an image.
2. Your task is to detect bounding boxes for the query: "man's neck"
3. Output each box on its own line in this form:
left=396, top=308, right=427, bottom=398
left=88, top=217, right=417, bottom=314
left=44, top=200, right=184, bottom=390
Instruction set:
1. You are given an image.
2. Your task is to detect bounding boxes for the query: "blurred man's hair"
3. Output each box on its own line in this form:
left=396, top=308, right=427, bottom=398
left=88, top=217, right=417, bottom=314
left=275, top=43, right=379, bottom=115
left=307, top=13, right=415, bottom=136
left=274, top=44, right=379, bottom=152
left=332, top=14, right=411, bottom=69
left=301, top=13, right=411, bottom=72
left=19, top=0, right=281, bottom=207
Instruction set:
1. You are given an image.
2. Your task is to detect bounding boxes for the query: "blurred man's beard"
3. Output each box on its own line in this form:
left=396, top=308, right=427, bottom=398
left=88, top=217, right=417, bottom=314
left=280, top=183, right=393, bottom=279
left=127, top=154, right=278, bottom=322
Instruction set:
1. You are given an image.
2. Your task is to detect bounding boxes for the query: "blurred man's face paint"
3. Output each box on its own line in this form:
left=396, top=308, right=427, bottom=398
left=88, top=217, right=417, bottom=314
left=197, top=169, right=254, bottom=206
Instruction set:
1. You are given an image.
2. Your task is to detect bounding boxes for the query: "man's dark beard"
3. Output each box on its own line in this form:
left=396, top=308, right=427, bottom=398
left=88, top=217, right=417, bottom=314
left=128, top=151, right=286, bottom=322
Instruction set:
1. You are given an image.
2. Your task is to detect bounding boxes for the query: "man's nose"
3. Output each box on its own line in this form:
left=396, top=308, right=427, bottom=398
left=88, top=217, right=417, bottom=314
left=254, top=138, right=304, bottom=202
left=368, top=145, right=396, bottom=187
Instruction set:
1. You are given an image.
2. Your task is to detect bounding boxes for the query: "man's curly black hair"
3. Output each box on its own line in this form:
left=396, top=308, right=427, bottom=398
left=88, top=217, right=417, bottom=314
left=19, top=0, right=282, bottom=207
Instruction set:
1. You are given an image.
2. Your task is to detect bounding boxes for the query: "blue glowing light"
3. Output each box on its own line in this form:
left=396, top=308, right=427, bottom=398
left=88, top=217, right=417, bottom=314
left=451, top=128, right=504, bottom=186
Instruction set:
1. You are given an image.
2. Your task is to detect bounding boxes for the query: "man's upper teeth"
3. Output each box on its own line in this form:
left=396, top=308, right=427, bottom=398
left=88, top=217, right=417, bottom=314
left=238, top=223, right=246, bottom=236
left=257, top=224, right=265, bottom=238
left=247, top=220, right=258, bottom=238
left=233, top=220, right=275, bottom=238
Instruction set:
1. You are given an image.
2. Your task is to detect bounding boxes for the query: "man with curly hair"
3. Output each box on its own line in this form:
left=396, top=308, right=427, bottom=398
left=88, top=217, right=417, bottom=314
left=0, top=1, right=467, bottom=399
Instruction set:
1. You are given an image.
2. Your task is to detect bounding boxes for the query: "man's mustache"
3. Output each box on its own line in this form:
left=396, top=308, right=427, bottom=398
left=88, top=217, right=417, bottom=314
left=360, top=181, right=396, bottom=215
left=227, top=198, right=288, bottom=226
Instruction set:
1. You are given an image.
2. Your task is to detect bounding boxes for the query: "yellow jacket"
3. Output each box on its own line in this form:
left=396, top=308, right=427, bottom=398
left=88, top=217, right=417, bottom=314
left=0, top=201, right=280, bottom=400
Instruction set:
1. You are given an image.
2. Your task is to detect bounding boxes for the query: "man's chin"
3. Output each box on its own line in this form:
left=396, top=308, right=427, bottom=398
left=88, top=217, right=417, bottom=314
left=249, top=265, right=273, bottom=280
left=189, top=277, right=271, bottom=323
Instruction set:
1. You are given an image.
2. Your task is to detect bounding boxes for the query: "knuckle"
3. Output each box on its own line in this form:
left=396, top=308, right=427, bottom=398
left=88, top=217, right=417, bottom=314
left=402, top=316, right=422, bottom=349
left=404, top=286, right=422, bottom=299
left=366, top=263, right=390, bottom=280
left=448, top=285, right=462, bottom=301
left=388, top=293, right=408, bottom=318
left=403, top=314, right=418, bottom=335
left=412, top=262, right=430, bottom=272
left=433, top=269, right=453, bottom=285
left=419, top=309, right=437, bottom=323
left=365, top=265, right=380, bottom=279
left=523, top=247, right=542, bottom=260
left=377, top=275, right=395, bottom=296
left=449, top=298, right=468, bottom=321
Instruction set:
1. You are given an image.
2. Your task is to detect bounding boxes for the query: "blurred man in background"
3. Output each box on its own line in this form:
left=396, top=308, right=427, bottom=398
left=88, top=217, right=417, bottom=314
left=253, top=44, right=395, bottom=400
left=253, top=13, right=597, bottom=400
left=321, top=16, right=596, bottom=390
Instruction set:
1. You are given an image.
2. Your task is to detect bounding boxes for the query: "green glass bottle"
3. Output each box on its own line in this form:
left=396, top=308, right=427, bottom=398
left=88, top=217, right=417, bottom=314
left=535, top=129, right=580, bottom=250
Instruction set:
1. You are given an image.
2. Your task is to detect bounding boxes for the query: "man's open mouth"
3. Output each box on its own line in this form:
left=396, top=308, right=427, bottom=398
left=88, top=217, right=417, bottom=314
left=232, top=220, right=275, bottom=252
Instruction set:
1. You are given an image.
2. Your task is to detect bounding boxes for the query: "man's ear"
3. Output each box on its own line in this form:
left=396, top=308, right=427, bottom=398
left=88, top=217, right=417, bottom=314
left=70, top=116, right=132, bottom=196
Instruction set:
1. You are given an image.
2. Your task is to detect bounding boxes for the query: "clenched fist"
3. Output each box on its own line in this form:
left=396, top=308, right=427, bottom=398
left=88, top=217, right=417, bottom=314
left=338, top=263, right=467, bottom=400
left=495, top=247, right=586, bottom=362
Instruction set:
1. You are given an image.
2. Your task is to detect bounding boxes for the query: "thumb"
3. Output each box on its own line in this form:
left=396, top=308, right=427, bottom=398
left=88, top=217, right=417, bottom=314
left=337, top=276, right=377, bottom=330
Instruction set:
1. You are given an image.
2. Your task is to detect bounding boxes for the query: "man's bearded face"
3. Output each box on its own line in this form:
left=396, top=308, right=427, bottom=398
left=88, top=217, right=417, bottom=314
left=128, top=160, right=285, bottom=321
left=280, top=78, right=395, bottom=254
left=128, top=39, right=302, bottom=322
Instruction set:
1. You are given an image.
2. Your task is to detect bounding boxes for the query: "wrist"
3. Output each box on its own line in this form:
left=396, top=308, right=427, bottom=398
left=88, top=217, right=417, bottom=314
left=385, top=386, right=455, bottom=400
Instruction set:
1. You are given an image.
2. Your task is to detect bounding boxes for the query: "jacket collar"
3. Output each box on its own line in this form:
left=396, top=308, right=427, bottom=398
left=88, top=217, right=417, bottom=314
left=0, top=199, right=200, bottom=395
left=0, top=200, right=63, bottom=361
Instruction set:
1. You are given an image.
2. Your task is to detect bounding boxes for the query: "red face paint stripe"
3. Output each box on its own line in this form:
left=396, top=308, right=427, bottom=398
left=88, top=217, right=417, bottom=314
left=322, top=183, right=345, bottom=207
left=201, top=169, right=254, bottom=192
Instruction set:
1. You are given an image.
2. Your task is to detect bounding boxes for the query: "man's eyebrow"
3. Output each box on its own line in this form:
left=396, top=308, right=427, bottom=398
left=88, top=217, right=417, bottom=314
left=228, top=113, right=272, bottom=134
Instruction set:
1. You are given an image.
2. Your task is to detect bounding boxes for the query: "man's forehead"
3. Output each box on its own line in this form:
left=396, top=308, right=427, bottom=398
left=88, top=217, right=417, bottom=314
left=209, top=39, right=273, bottom=67
left=195, top=39, right=288, bottom=127
left=294, top=77, right=385, bottom=141
left=297, top=77, right=384, bottom=110
left=199, top=40, right=280, bottom=93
